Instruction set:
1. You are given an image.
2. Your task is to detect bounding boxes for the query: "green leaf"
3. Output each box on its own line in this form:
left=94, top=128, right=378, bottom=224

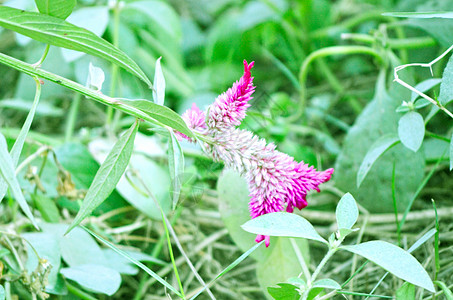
left=0, top=133, right=38, bottom=228
left=0, top=6, right=152, bottom=87
left=335, top=193, right=358, bottom=230
left=34, top=0, right=76, bottom=19
left=382, top=12, right=453, bottom=19
left=60, top=264, right=121, bottom=296
left=153, top=57, right=165, bottom=105
left=0, top=285, right=4, bottom=300
left=168, top=130, right=184, bottom=209
left=66, top=121, right=138, bottom=234
left=398, top=112, right=425, bottom=152
left=408, top=228, right=436, bottom=253
left=341, top=241, right=435, bottom=292
left=410, top=78, right=442, bottom=102
left=396, top=282, right=415, bottom=300
left=434, top=281, right=453, bottom=300
left=439, top=54, right=453, bottom=105
left=32, top=194, right=60, bottom=223
left=242, top=212, right=327, bottom=244
left=357, top=134, right=400, bottom=187
left=119, top=99, right=193, bottom=138
left=450, top=133, right=453, bottom=171
left=82, top=226, right=181, bottom=296
left=268, top=283, right=300, bottom=300
left=312, top=278, right=341, bottom=290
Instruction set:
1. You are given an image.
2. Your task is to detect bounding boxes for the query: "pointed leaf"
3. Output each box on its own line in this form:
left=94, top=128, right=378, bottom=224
left=0, top=133, right=38, bottom=228
left=241, top=212, right=328, bottom=244
left=153, top=57, right=165, bottom=105
left=341, top=241, right=435, bottom=292
left=398, top=112, right=425, bottom=152
left=168, top=130, right=184, bottom=209
left=0, top=6, right=152, bottom=87
left=34, top=0, right=76, bottom=19
left=439, top=55, right=453, bottom=105
left=312, top=278, right=341, bottom=290
left=119, top=99, right=193, bottom=138
left=335, top=193, right=358, bottom=230
left=357, top=134, right=400, bottom=187
left=66, top=121, right=138, bottom=234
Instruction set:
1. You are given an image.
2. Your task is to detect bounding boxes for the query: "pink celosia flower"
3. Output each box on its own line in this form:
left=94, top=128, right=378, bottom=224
left=176, top=60, right=333, bottom=247
left=175, top=103, right=207, bottom=142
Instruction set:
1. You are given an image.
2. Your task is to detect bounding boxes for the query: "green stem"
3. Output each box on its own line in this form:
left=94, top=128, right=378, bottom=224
left=65, top=93, right=82, bottom=142
left=33, top=44, right=50, bottom=67
left=293, top=45, right=384, bottom=121
left=66, top=282, right=97, bottom=300
left=303, top=247, right=337, bottom=299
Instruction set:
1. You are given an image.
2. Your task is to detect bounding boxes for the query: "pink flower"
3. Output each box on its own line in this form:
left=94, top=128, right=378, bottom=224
left=208, top=60, right=255, bottom=131
left=176, top=103, right=207, bottom=142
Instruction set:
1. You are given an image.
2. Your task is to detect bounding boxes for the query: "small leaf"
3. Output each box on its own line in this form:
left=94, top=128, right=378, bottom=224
left=341, top=241, right=435, bottom=292
left=439, top=55, right=453, bottom=105
left=86, top=62, right=105, bottom=91
left=382, top=12, right=453, bottom=19
left=268, top=283, right=300, bottom=300
left=434, top=281, right=453, bottom=300
left=241, top=212, right=328, bottom=244
left=0, top=133, right=38, bottom=228
left=398, top=112, right=425, bottom=152
left=312, top=278, right=341, bottom=290
left=357, top=134, right=400, bottom=187
left=35, top=0, right=76, bottom=19
left=167, top=130, right=184, bottom=209
left=408, top=228, right=436, bottom=253
left=0, top=6, right=152, bottom=87
left=335, top=193, right=358, bottom=230
left=119, top=99, right=193, bottom=138
left=66, top=121, right=138, bottom=234
left=410, top=78, right=442, bottom=102
left=153, top=57, right=165, bottom=105
left=396, top=282, right=415, bottom=300
left=450, top=133, right=453, bottom=171
left=60, top=264, right=121, bottom=296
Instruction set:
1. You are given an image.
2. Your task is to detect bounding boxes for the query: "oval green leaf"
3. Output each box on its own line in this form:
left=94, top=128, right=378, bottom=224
left=168, top=130, right=184, bottom=209
left=341, top=241, right=435, bottom=292
left=398, top=112, right=425, bottom=152
left=396, top=282, right=415, bottom=300
left=357, top=134, right=400, bottom=187
left=312, top=278, right=341, bottom=290
left=241, top=212, right=328, bottom=244
left=335, top=193, right=358, bottom=230
left=35, top=0, right=76, bottom=19
left=0, top=6, right=152, bottom=87
left=439, top=55, right=453, bottom=105
left=66, top=121, right=138, bottom=234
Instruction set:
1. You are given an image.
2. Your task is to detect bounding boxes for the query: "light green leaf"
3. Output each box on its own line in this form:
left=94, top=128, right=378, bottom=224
left=408, top=228, right=436, bottom=253
left=398, top=112, right=425, bottom=152
left=410, top=78, right=442, bottom=102
left=60, top=264, right=121, bottom=296
left=0, top=6, right=152, bottom=87
left=439, top=55, right=453, bottom=105
left=434, top=281, right=453, bottom=300
left=267, top=283, right=300, bottom=300
left=86, top=62, right=105, bottom=91
left=66, top=121, right=138, bottom=234
left=382, top=12, right=453, bottom=19
left=242, top=212, right=327, bottom=244
left=0, top=285, right=4, bottom=300
left=168, top=130, right=183, bottom=209
left=119, top=99, right=193, bottom=138
left=341, top=241, right=435, bottom=292
left=153, top=57, right=165, bottom=105
left=396, top=282, right=415, bottom=300
left=450, top=133, right=453, bottom=171
left=34, top=0, right=76, bottom=19
left=357, top=134, right=400, bottom=187
left=335, top=193, right=358, bottom=230
left=0, top=133, right=38, bottom=228
left=312, top=278, right=341, bottom=290
left=32, top=194, right=60, bottom=223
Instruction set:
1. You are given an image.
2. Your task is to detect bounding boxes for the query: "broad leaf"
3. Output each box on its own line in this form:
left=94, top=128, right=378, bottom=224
left=35, top=0, right=76, bottom=19
left=396, top=282, right=415, bottom=300
left=0, top=133, right=38, bottom=228
left=357, top=134, right=400, bottom=187
left=167, top=130, right=184, bottom=209
left=0, top=6, right=152, bottom=87
left=60, top=264, right=121, bottom=296
left=66, top=121, right=138, bottom=234
left=153, top=57, right=165, bottom=105
left=335, top=193, right=358, bottom=230
left=341, top=241, right=435, bottom=292
left=398, top=112, right=425, bottom=152
left=312, top=278, right=341, bottom=290
left=242, top=212, right=327, bottom=244
left=268, top=283, right=300, bottom=300
left=119, top=99, right=193, bottom=138
left=439, top=52, right=453, bottom=105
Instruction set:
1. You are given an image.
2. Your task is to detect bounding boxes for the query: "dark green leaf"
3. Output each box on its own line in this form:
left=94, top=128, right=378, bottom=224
left=34, top=0, right=76, bottom=19
left=119, top=99, right=193, bottom=138
left=335, top=193, right=358, bottom=230
left=396, top=282, right=415, bottom=300
left=0, top=133, right=38, bottom=228
left=398, top=112, right=425, bottom=152
left=0, top=6, right=152, bottom=87
left=341, top=241, right=435, bottom=292
left=66, top=121, right=138, bottom=234
left=168, top=130, right=184, bottom=209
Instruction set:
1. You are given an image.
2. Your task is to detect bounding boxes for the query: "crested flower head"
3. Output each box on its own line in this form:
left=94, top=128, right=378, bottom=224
left=176, top=60, right=333, bottom=247
left=208, top=60, right=255, bottom=131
